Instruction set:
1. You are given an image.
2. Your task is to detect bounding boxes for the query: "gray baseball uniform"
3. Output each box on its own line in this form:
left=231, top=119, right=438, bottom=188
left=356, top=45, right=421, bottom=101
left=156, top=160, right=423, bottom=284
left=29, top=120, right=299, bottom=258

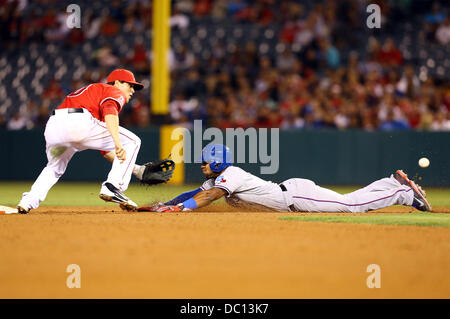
left=201, top=166, right=414, bottom=213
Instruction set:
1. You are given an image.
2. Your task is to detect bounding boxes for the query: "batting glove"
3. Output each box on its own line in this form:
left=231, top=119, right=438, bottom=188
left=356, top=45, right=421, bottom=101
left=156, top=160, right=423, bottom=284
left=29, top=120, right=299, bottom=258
left=155, top=205, right=182, bottom=213
left=137, top=201, right=164, bottom=212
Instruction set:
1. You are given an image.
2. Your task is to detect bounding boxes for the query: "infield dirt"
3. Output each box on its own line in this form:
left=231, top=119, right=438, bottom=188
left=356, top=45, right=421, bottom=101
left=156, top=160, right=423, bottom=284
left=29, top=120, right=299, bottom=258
left=1, top=205, right=449, bottom=299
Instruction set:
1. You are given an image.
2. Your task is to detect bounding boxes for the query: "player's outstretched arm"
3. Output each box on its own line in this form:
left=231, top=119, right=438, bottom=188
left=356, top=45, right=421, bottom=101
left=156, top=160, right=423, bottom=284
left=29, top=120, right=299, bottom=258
left=189, top=187, right=227, bottom=209
left=149, top=187, right=226, bottom=212
left=164, top=188, right=203, bottom=205
left=137, top=188, right=202, bottom=212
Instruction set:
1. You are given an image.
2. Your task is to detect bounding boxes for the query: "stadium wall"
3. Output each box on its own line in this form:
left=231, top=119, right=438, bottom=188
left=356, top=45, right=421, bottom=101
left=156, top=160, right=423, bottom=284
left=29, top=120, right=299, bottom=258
left=1, top=129, right=448, bottom=186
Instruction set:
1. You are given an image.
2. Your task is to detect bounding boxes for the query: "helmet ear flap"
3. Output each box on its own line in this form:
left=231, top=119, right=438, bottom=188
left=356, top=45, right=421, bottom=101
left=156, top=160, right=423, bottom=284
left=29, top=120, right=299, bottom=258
left=209, top=162, right=224, bottom=173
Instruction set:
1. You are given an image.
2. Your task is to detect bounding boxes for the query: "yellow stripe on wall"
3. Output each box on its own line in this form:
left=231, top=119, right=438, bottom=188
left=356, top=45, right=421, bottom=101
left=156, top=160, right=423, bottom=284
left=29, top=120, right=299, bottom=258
left=160, top=125, right=185, bottom=184
left=152, top=0, right=171, bottom=114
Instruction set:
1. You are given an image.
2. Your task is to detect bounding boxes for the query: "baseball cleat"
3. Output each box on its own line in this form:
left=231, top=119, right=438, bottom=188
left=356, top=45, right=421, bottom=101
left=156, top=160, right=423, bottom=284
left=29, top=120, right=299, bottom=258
left=99, top=182, right=138, bottom=211
left=119, top=202, right=137, bottom=212
left=394, top=170, right=432, bottom=212
left=17, top=204, right=30, bottom=214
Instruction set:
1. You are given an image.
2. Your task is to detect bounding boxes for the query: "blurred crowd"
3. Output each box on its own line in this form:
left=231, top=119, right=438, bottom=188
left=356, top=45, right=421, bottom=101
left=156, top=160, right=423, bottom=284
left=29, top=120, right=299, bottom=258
left=0, top=70, right=152, bottom=130
left=0, top=0, right=151, bottom=50
left=1, top=0, right=449, bottom=131
left=169, top=44, right=450, bottom=131
left=169, top=0, right=450, bottom=131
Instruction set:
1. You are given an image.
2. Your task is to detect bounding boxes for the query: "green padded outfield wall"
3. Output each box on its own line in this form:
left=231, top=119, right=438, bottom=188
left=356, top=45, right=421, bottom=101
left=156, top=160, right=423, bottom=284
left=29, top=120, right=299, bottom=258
left=184, top=130, right=450, bottom=187
left=1, top=129, right=449, bottom=186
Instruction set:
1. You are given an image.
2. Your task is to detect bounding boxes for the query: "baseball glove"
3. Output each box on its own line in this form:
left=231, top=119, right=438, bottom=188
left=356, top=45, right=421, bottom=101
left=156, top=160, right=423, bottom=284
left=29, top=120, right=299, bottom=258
left=140, top=159, right=175, bottom=185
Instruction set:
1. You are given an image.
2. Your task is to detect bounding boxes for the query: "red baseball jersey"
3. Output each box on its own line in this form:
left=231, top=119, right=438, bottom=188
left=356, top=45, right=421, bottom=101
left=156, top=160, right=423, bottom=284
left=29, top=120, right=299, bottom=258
left=57, top=83, right=127, bottom=121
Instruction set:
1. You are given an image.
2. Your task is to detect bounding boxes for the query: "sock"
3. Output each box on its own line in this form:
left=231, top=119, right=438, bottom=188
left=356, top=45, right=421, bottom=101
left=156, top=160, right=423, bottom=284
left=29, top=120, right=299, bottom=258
left=133, top=164, right=143, bottom=180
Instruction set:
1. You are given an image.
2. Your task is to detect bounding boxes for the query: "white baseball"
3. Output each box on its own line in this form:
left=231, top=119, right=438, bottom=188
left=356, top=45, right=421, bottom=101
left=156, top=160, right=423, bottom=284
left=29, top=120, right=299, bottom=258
left=418, top=157, right=430, bottom=168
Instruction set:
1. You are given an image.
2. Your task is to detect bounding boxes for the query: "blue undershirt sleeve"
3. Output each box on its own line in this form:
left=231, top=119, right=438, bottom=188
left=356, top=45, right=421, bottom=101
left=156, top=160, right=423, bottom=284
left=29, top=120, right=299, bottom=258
left=164, top=187, right=203, bottom=205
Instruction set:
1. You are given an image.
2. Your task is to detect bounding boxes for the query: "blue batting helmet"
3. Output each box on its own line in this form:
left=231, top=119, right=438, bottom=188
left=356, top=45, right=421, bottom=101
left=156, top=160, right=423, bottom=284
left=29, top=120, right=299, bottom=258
left=201, top=144, right=232, bottom=173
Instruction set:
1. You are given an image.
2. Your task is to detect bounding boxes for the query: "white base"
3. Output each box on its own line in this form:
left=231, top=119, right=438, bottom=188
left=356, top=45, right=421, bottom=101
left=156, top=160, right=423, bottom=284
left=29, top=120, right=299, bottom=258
left=0, top=205, right=18, bottom=214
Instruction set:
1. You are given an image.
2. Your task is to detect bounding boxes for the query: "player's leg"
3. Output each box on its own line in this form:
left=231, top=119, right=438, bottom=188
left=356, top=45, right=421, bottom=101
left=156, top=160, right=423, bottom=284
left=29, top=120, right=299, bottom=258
left=103, top=127, right=141, bottom=191
left=18, top=145, right=77, bottom=212
left=344, top=175, right=399, bottom=196
left=99, top=126, right=141, bottom=210
left=17, top=115, right=79, bottom=213
left=75, top=118, right=141, bottom=210
left=78, top=120, right=141, bottom=191
left=102, top=150, right=144, bottom=180
left=288, top=177, right=413, bottom=213
left=341, top=172, right=432, bottom=211
left=341, top=176, right=414, bottom=212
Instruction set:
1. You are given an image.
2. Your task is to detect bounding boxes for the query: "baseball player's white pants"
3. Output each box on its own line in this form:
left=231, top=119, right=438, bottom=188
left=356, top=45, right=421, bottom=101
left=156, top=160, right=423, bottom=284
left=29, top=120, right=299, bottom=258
left=19, top=108, right=141, bottom=210
left=282, top=175, right=414, bottom=213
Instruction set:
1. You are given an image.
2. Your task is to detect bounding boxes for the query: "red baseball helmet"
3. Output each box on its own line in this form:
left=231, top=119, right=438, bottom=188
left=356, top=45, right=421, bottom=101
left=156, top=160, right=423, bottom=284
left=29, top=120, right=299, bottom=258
left=107, top=69, right=144, bottom=90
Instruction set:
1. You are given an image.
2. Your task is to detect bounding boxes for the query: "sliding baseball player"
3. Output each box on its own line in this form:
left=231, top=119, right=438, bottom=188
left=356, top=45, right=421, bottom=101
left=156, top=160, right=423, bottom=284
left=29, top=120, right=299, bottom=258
left=139, top=144, right=432, bottom=213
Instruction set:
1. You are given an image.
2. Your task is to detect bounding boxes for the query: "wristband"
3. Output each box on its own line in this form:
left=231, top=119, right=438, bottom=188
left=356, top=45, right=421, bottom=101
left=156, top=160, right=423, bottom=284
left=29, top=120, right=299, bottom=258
left=181, top=198, right=198, bottom=210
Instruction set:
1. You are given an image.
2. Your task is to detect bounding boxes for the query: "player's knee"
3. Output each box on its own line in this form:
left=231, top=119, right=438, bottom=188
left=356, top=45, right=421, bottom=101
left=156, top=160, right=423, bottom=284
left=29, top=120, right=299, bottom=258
left=48, top=167, right=65, bottom=179
left=125, top=134, right=141, bottom=150
left=134, top=136, right=141, bottom=149
left=54, top=172, right=64, bottom=179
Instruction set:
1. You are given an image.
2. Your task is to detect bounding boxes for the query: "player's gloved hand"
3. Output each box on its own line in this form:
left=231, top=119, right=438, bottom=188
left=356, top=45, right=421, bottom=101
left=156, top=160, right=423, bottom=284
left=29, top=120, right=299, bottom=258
left=140, top=159, right=175, bottom=185
left=155, top=205, right=182, bottom=213
left=137, top=201, right=164, bottom=212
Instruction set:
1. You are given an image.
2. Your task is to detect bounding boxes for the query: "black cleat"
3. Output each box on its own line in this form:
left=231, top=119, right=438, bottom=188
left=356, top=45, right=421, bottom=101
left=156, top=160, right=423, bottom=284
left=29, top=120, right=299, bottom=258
left=99, top=182, right=137, bottom=211
left=17, top=204, right=30, bottom=214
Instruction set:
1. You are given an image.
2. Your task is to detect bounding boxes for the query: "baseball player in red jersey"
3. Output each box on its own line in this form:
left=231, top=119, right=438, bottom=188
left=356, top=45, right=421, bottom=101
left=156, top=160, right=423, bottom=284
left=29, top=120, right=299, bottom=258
left=17, top=69, right=144, bottom=213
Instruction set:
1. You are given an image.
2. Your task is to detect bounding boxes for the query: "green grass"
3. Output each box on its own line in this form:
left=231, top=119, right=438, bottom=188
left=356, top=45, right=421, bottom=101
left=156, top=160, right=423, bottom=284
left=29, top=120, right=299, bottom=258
left=1, top=182, right=450, bottom=215
left=280, top=212, right=450, bottom=227
left=0, top=182, right=194, bottom=207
